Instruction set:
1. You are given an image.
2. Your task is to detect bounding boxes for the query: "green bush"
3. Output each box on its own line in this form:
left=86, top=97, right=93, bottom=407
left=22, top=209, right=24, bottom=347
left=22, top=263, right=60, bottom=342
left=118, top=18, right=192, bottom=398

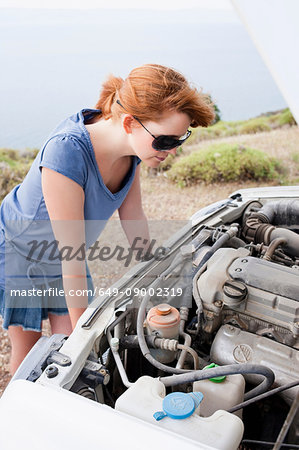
left=205, top=94, right=221, bottom=124
left=0, top=163, right=32, bottom=203
left=0, top=149, right=21, bottom=168
left=0, top=148, right=36, bottom=202
left=186, top=108, right=296, bottom=145
left=188, top=122, right=227, bottom=143
left=278, top=109, right=297, bottom=126
left=166, top=143, right=283, bottom=185
left=0, top=148, right=20, bottom=161
left=0, top=147, right=37, bottom=168
left=239, top=118, right=271, bottom=134
left=291, top=152, right=299, bottom=165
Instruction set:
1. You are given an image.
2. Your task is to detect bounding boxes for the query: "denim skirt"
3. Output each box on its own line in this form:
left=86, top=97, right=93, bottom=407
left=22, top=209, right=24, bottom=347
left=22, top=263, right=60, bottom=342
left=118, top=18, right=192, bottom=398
left=0, top=274, right=95, bottom=332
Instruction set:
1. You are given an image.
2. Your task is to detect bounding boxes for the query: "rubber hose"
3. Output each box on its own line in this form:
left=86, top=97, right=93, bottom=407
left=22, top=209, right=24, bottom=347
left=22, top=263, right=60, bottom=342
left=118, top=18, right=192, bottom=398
left=160, top=363, right=275, bottom=400
left=192, top=226, right=238, bottom=278
left=228, top=379, right=299, bottom=413
left=258, top=200, right=299, bottom=228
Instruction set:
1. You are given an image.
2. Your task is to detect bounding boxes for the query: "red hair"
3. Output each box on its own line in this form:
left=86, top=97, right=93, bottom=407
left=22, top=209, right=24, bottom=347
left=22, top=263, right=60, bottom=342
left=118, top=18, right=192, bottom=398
left=95, top=64, right=215, bottom=127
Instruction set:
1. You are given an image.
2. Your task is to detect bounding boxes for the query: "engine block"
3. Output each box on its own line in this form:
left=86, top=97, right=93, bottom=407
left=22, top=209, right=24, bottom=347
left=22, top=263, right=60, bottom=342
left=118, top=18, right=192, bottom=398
left=196, top=247, right=299, bottom=348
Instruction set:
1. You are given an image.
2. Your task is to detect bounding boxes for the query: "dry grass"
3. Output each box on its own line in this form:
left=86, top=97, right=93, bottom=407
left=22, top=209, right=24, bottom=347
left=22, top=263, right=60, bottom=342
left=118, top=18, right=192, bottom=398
left=0, top=126, right=298, bottom=395
left=140, top=127, right=299, bottom=219
left=183, top=127, right=299, bottom=181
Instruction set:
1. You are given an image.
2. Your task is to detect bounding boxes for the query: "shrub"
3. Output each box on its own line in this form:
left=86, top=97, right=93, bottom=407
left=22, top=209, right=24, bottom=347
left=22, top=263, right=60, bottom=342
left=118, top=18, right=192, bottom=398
left=0, top=147, right=37, bottom=168
left=213, top=102, right=221, bottom=124
left=188, top=121, right=230, bottom=143
left=239, top=118, right=271, bottom=134
left=0, top=149, right=36, bottom=202
left=0, top=148, right=20, bottom=161
left=291, top=152, right=299, bottom=165
left=185, top=108, right=296, bottom=145
left=166, top=143, right=283, bottom=185
left=0, top=164, right=31, bottom=203
left=278, top=109, right=297, bottom=126
left=0, top=148, right=21, bottom=168
left=205, top=94, right=221, bottom=124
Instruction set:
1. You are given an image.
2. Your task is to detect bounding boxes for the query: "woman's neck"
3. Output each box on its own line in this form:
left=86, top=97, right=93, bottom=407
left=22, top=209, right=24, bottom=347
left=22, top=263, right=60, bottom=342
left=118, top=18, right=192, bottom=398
left=85, top=118, right=132, bottom=163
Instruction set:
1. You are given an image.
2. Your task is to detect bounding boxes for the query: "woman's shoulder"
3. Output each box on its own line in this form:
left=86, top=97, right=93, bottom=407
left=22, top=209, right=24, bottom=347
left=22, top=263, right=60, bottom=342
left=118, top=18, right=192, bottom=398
left=44, top=133, right=85, bottom=148
left=44, top=108, right=100, bottom=147
left=39, top=133, right=90, bottom=190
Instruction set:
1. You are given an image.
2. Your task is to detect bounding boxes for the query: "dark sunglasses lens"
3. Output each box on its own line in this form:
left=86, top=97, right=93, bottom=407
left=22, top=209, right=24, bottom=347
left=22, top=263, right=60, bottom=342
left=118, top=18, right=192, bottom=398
left=152, top=130, right=191, bottom=151
left=152, top=136, right=180, bottom=151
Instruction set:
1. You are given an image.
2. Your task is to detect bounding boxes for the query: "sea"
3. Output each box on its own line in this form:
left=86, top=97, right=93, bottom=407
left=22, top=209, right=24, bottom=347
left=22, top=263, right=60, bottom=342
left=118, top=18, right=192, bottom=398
left=0, top=7, right=286, bottom=150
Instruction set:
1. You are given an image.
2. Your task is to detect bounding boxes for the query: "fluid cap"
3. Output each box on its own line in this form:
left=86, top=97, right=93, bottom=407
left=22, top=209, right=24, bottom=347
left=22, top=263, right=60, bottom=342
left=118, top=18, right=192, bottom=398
left=203, top=363, right=226, bottom=383
left=147, top=303, right=180, bottom=328
left=153, top=392, right=203, bottom=421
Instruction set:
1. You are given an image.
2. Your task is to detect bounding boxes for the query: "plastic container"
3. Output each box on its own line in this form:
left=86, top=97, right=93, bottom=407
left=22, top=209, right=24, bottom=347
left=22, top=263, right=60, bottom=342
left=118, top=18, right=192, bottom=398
left=193, top=363, right=245, bottom=418
left=145, top=303, right=180, bottom=363
left=115, top=376, right=244, bottom=450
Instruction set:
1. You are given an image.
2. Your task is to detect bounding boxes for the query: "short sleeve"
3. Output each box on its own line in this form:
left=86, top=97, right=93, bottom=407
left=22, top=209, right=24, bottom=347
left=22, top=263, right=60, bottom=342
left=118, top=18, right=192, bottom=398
left=39, top=134, right=87, bottom=188
left=137, top=156, right=142, bottom=165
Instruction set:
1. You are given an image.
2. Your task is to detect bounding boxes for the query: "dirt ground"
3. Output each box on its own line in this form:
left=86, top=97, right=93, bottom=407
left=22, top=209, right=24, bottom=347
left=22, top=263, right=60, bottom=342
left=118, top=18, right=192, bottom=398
left=1, top=127, right=298, bottom=396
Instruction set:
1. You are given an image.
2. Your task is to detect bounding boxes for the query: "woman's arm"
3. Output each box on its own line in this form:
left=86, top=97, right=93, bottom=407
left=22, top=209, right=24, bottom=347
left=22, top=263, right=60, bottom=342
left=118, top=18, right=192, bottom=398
left=41, top=166, right=88, bottom=329
left=118, top=165, right=151, bottom=257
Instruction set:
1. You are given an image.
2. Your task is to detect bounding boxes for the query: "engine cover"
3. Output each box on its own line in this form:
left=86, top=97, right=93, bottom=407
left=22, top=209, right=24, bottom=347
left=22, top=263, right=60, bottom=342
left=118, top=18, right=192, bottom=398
left=197, top=248, right=299, bottom=342
left=210, top=325, right=299, bottom=405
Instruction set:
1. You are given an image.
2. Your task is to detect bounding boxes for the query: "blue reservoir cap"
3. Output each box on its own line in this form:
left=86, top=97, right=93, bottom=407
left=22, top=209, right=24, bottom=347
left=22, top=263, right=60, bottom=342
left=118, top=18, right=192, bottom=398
left=162, top=392, right=202, bottom=420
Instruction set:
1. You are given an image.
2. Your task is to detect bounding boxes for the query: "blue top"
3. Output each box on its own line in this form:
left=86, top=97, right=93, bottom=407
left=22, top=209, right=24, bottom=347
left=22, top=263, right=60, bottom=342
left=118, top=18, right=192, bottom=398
left=0, top=108, right=141, bottom=290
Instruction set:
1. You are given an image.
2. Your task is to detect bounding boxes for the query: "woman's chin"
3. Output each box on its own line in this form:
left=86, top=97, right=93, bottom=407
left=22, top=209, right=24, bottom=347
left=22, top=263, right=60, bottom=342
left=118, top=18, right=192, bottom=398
left=142, top=158, right=162, bottom=168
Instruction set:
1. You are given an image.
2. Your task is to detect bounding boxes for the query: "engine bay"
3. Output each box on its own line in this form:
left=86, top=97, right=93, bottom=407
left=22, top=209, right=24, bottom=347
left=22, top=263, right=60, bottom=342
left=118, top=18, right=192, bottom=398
left=13, top=191, right=299, bottom=450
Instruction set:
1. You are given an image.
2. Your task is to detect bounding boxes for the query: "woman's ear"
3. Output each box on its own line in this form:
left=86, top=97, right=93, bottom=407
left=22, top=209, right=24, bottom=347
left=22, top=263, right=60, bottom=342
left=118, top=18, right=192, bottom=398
left=122, top=114, right=135, bottom=134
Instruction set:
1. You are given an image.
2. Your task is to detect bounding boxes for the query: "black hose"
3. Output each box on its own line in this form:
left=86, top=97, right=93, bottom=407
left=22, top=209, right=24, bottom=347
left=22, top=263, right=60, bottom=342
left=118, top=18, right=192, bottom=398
left=119, top=335, right=157, bottom=350
left=243, top=200, right=299, bottom=256
left=107, top=310, right=129, bottom=334
left=226, top=236, right=246, bottom=248
left=192, top=226, right=238, bottom=278
left=228, top=379, right=299, bottom=413
left=160, top=363, right=275, bottom=401
left=258, top=199, right=299, bottom=228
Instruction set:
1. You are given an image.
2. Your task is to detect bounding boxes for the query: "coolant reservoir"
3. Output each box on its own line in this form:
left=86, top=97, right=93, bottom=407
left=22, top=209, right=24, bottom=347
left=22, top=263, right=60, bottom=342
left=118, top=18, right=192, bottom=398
left=145, top=303, right=180, bottom=363
left=115, top=376, right=244, bottom=450
left=193, top=363, right=245, bottom=418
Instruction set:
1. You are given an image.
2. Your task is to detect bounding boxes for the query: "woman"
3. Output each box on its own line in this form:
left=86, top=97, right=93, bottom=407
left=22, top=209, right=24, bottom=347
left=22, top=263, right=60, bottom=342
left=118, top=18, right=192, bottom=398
left=0, top=63, right=215, bottom=375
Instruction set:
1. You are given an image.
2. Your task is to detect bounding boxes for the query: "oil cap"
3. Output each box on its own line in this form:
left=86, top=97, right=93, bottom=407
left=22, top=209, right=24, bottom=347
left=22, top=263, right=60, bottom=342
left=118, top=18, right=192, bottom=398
left=223, top=279, right=247, bottom=306
left=153, top=392, right=203, bottom=421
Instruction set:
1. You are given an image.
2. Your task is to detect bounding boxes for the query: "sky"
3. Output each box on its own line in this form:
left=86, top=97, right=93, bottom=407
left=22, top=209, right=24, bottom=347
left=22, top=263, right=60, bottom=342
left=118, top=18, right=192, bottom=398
left=0, top=0, right=233, bottom=9
left=0, top=0, right=288, bottom=148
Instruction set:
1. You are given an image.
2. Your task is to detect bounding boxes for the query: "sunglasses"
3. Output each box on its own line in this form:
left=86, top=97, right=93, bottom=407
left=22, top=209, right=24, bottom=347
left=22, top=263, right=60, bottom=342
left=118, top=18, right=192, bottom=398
left=116, top=100, right=192, bottom=151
